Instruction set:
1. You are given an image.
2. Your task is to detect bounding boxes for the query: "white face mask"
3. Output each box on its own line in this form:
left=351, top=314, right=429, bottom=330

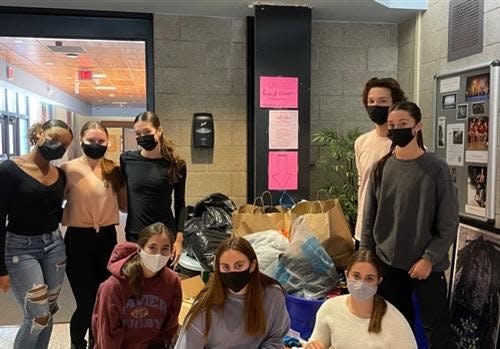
left=347, top=279, right=378, bottom=300
left=139, top=250, right=170, bottom=273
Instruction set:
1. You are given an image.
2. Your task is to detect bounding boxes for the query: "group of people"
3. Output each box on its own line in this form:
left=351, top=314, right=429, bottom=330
left=0, top=76, right=459, bottom=349
left=0, top=111, right=187, bottom=348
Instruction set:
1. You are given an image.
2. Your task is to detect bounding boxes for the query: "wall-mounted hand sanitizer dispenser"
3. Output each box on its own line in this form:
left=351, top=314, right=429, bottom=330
left=192, top=113, right=214, bottom=148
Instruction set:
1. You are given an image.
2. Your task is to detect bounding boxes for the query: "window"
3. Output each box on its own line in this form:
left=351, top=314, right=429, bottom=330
left=8, top=122, right=15, bottom=155
left=19, top=118, right=29, bottom=155
left=7, top=90, right=16, bottom=113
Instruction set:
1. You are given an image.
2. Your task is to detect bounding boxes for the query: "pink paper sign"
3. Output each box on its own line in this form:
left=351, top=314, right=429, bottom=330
left=268, top=151, right=298, bottom=190
left=260, top=76, right=298, bottom=108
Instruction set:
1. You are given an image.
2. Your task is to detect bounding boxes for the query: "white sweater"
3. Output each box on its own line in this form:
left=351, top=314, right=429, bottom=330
left=309, top=295, right=417, bottom=349
left=354, top=129, right=392, bottom=241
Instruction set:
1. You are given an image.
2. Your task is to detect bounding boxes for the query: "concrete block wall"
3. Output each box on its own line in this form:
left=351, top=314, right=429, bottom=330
left=310, top=21, right=399, bottom=196
left=414, top=0, right=500, bottom=226
left=153, top=14, right=247, bottom=206
left=397, top=17, right=416, bottom=101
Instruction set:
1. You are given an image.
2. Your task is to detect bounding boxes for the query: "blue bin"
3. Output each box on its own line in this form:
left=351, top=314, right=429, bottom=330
left=285, top=294, right=325, bottom=340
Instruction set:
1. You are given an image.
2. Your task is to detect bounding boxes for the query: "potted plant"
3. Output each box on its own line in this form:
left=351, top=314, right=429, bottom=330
left=312, top=128, right=361, bottom=232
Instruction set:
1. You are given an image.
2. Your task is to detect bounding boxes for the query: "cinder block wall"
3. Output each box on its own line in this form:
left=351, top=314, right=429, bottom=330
left=153, top=15, right=400, bottom=203
left=309, top=21, right=399, bottom=196
left=409, top=0, right=500, bottom=226
left=153, top=15, right=247, bottom=206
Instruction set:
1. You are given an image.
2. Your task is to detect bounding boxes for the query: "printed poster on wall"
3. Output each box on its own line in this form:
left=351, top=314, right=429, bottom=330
left=465, top=116, right=489, bottom=163
left=437, top=116, right=446, bottom=148
left=439, top=76, right=460, bottom=93
left=269, top=110, right=299, bottom=149
left=268, top=151, right=298, bottom=190
left=465, top=166, right=487, bottom=217
left=260, top=76, right=298, bottom=109
left=446, top=123, right=464, bottom=166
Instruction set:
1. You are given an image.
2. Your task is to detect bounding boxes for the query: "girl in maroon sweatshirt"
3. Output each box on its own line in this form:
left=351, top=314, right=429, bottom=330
left=92, top=222, right=182, bottom=349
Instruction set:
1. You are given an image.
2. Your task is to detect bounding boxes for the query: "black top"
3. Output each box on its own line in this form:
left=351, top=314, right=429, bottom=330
left=0, top=160, right=66, bottom=276
left=120, top=151, right=186, bottom=241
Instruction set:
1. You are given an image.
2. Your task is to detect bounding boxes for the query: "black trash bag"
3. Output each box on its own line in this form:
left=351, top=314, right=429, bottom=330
left=184, top=193, right=236, bottom=271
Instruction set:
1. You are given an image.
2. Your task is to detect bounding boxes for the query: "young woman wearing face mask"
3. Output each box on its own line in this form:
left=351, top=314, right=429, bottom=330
left=174, top=237, right=290, bottom=349
left=0, top=119, right=73, bottom=349
left=361, top=102, right=459, bottom=349
left=61, top=121, right=125, bottom=349
left=120, top=111, right=186, bottom=267
left=306, top=250, right=417, bottom=349
left=92, top=222, right=181, bottom=349
left=353, top=78, right=407, bottom=249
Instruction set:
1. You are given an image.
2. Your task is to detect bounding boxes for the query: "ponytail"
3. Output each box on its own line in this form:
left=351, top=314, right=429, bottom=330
left=100, top=157, right=123, bottom=194
left=122, top=254, right=144, bottom=299
left=158, top=133, right=185, bottom=184
left=373, top=143, right=396, bottom=187
left=368, top=294, right=387, bottom=333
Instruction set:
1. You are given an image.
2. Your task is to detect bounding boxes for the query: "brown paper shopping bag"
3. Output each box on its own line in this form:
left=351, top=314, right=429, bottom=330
left=232, top=194, right=290, bottom=237
left=290, top=198, right=354, bottom=268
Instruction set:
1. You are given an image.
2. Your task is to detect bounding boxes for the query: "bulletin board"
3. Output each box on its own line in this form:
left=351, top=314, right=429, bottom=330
left=433, top=60, right=499, bottom=223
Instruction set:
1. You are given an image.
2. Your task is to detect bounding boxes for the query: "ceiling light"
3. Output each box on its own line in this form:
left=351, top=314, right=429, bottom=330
left=111, top=101, right=128, bottom=105
left=93, top=73, right=106, bottom=79
left=14, top=39, right=23, bottom=44
left=66, top=53, right=79, bottom=59
left=94, top=86, right=117, bottom=90
left=109, top=94, right=115, bottom=97
left=45, top=62, right=54, bottom=65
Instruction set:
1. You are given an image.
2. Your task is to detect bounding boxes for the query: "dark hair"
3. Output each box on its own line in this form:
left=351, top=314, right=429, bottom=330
left=362, top=77, right=407, bottom=107
left=184, top=236, right=282, bottom=337
left=373, top=101, right=426, bottom=186
left=134, top=111, right=185, bottom=183
left=123, top=222, right=174, bottom=298
left=80, top=121, right=123, bottom=193
left=453, top=237, right=500, bottom=348
left=346, top=250, right=387, bottom=334
left=28, top=119, right=73, bottom=145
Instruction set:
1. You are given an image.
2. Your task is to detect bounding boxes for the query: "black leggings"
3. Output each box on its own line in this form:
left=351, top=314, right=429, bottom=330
left=378, top=264, right=457, bottom=349
left=65, top=225, right=117, bottom=347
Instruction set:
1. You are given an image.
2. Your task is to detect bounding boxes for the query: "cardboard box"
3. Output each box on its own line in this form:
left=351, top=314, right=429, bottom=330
left=179, top=276, right=205, bottom=325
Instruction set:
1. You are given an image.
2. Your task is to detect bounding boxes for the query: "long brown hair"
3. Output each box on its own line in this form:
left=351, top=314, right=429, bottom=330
left=134, top=111, right=185, bottom=183
left=28, top=119, right=73, bottom=145
left=346, top=250, right=387, bottom=333
left=373, top=101, right=426, bottom=186
left=122, top=222, right=174, bottom=299
left=362, top=77, right=407, bottom=107
left=80, top=121, right=123, bottom=193
left=183, top=237, right=282, bottom=337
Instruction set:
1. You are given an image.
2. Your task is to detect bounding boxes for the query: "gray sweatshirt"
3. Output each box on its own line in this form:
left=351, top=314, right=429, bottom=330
left=174, top=285, right=290, bottom=349
left=360, top=152, right=459, bottom=272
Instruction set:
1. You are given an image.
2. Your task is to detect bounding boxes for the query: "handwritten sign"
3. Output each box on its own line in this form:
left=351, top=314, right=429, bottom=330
left=268, top=151, right=298, bottom=190
left=269, top=110, right=298, bottom=149
left=260, top=76, right=298, bottom=109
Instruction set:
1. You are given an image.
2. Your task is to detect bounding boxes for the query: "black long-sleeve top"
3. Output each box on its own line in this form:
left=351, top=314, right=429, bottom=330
left=0, top=160, right=66, bottom=276
left=120, top=151, right=186, bottom=241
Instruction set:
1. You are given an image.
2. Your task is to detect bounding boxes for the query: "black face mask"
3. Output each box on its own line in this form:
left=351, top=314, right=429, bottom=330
left=38, top=139, right=66, bottom=161
left=137, top=134, right=158, bottom=151
left=220, top=268, right=252, bottom=293
left=366, top=106, right=390, bottom=125
left=82, top=142, right=107, bottom=160
left=388, top=127, right=415, bottom=147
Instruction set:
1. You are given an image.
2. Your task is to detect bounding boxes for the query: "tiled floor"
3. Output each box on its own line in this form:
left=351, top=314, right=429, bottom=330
left=0, top=323, right=71, bottom=349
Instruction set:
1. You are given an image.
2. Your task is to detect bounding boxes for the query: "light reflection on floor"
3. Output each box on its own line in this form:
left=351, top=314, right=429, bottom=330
left=0, top=323, right=71, bottom=349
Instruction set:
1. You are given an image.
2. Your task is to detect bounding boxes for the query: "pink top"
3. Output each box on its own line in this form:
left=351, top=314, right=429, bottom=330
left=62, top=158, right=120, bottom=230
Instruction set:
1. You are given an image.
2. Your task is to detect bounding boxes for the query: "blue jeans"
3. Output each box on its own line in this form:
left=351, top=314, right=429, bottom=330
left=5, top=230, right=66, bottom=349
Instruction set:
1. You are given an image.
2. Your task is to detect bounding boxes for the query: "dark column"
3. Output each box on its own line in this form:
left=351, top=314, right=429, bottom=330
left=248, top=5, right=311, bottom=203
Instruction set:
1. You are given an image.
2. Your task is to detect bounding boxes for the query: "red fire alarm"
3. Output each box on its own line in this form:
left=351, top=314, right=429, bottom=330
left=78, top=69, right=93, bottom=80
left=6, top=66, right=14, bottom=80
